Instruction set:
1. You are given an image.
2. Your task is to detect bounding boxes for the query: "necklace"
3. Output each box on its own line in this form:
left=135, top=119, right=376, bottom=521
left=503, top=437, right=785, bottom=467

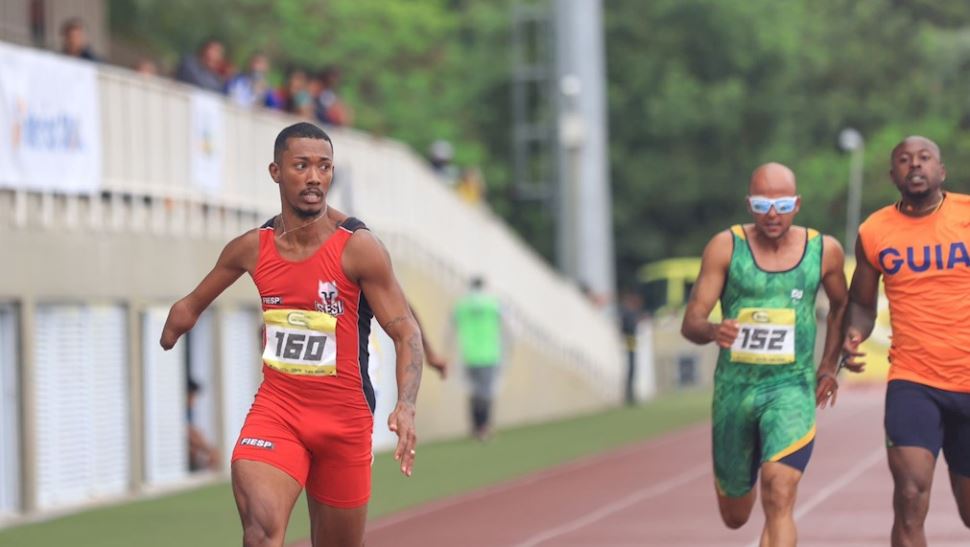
left=896, top=193, right=945, bottom=217
left=276, top=205, right=329, bottom=238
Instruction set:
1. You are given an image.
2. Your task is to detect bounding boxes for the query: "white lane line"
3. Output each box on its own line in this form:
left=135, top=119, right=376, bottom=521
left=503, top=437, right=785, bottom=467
left=509, top=463, right=710, bottom=547
left=744, top=447, right=885, bottom=547
left=367, top=423, right=709, bottom=533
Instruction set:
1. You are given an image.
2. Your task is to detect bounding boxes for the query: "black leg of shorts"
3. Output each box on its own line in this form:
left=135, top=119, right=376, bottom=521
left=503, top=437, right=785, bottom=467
left=940, top=389, right=970, bottom=477
left=778, top=439, right=814, bottom=473
left=883, top=378, right=970, bottom=477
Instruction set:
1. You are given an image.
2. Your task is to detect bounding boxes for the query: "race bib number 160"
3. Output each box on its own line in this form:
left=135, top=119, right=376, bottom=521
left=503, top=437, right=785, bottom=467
left=262, top=309, right=338, bottom=376
left=730, top=308, right=796, bottom=365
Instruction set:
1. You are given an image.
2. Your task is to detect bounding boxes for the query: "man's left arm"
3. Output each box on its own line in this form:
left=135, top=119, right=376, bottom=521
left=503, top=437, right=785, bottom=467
left=344, top=230, right=423, bottom=476
left=817, top=235, right=848, bottom=408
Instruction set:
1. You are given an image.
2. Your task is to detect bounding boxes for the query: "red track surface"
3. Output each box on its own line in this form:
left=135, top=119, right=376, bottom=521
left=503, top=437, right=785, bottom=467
left=294, top=385, right=969, bottom=546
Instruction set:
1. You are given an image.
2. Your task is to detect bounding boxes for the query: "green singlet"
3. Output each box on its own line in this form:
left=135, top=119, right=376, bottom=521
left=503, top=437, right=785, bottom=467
left=712, top=224, right=823, bottom=497
left=454, top=292, right=503, bottom=368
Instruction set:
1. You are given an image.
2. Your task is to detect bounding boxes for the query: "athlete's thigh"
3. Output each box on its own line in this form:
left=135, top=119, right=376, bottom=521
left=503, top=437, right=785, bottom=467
left=307, top=496, right=367, bottom=547
left=941, top=388, right=970, bottom=520
left=231, top=460, right=304, bottom=533
left=759, top=461, right=803, bottom=501
left=760, top=380, right=815, bottom=469
left=884, top=380, right=944, bottom=456
left=887, top=446, right=936, bottom=494
left=305, top=410, right=374, bottom=509
left=941, top=387, right=970, bottom=477
left=232, top=384, right=314, bottom=486
left=712, top=381, right=759, bottom=498
left=231, top=389, right=313, bottom=533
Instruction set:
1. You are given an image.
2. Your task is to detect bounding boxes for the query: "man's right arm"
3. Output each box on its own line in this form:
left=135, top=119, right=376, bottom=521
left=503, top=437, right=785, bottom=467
left=160, top=231, right=257, bottom=350
left=841, top=237, right=881, bottom=372
left=681, top=230, right=737, bottom=347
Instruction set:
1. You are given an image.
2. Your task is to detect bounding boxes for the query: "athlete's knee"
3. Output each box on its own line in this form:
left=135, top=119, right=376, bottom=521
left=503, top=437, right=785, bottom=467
left=242, top=518, right=286, bottom=547
left=893, top=480, right=931, bottom=523
left=239, top=506, right=288, bottom=547
left=760, top=472, right=798, bottom=516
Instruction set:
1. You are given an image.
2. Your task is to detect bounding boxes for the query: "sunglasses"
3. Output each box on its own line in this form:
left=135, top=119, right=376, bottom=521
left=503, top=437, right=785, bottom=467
left=748, top=195, right=798, bottom=215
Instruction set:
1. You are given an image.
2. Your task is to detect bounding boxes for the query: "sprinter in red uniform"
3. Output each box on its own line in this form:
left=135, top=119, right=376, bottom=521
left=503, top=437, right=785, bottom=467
left=160, top=122, right=423, bottom=547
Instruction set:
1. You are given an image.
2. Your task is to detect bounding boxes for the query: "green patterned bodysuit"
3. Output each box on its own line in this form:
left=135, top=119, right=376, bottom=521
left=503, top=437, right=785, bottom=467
left=712, top=225, right=822, bottom=497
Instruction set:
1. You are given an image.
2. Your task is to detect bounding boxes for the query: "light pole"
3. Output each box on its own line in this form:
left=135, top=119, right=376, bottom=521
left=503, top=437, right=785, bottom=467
left=557, top=74, right=584, bottom=279
left=839, top=128, right=864, bottom=251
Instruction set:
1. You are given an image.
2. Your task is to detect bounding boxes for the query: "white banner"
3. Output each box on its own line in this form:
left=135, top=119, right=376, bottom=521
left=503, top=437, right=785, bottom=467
left=0, top=42, right=102, bottom=193
left=189, top=92, right=225, bottom=194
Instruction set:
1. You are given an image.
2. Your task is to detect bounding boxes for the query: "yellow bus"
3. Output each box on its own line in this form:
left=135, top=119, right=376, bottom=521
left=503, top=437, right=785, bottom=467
left=637, top=257, right=890, bottom=382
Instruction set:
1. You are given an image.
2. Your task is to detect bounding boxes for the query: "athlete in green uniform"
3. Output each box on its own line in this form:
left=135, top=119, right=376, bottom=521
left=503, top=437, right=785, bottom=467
left=681, top=163, right=848, bottom=547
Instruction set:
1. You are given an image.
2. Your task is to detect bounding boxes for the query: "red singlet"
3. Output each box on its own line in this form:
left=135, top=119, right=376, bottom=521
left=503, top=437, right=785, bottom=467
left=231, top=217, right=375, bottom=507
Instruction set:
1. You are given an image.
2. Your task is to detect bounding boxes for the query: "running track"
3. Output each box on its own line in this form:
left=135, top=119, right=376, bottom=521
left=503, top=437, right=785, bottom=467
left=294, top=385, right=969, bottom=546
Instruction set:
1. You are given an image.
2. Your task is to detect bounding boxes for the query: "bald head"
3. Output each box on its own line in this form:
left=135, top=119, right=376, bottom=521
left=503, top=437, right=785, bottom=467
left=749, top=162, right=797, bottom=196
left=891, top=135, right=941, bottom=161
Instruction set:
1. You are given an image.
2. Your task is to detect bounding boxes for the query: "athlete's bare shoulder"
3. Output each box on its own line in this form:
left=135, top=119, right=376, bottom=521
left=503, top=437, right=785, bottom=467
left=342, top=227, right=388, bottom=283
left=220, top=227, right=261, bottom=274
left=344, top=226, right=384, bottom=256
left=819, top=233, right=845, bottom=273
left=701, top=228, right=734, bottom=266
left=820, top=233, right=844, bottom=253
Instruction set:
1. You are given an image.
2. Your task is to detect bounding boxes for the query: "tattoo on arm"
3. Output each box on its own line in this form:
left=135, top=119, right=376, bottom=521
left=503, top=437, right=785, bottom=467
left=399, top=333, right=423, bottom=405
left=384, top=315, right=408, bottom=331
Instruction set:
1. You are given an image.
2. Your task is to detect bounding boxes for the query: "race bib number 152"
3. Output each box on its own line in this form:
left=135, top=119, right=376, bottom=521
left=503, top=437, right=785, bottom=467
left=730, top=308, right=796, bottom=365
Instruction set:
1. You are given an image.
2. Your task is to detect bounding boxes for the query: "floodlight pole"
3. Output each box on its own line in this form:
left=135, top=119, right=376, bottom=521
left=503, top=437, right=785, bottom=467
left=840, top=128, right=865, bottom=252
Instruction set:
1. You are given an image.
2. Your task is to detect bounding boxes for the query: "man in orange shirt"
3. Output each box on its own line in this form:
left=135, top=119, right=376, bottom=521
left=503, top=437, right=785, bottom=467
left=844, top=136, right=970, bottom=546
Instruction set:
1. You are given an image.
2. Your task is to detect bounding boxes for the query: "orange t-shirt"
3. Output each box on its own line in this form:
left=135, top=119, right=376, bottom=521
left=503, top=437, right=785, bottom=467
left=858, top=192, right=970, bottom=392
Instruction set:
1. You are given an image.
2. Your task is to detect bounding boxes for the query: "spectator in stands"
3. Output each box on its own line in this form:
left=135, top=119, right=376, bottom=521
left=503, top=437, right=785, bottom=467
left=578, top=280, right=609, bottom=310
left=282, top=67, right=314, bottom=118
left=60, top=18, right=99, bottom=62
left=175, top=38, right=227, bottom=94
left=428, top=139, right=459, bottom=186
left=187, top=377, right=220, bottom=472
left=133, top=57, right=159, bottom=76
left=226, top=51, right=282, bottom=109
left=315, top=66, right=353, bottom=127
left=455, top=167, right=487, bottom=206
left=449, top=276, right=508, bottom=441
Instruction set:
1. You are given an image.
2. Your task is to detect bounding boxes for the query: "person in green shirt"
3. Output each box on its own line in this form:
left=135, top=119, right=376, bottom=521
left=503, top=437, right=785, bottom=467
left=681, top=163, right=848, bottom=547
left=451, top=276, right=507, bottom=441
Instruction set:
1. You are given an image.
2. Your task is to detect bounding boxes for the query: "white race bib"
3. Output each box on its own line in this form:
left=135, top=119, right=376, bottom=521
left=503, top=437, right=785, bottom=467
left=262, top=309, right=338, bottom=376
left=730, top=308, right=796, bottom=365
